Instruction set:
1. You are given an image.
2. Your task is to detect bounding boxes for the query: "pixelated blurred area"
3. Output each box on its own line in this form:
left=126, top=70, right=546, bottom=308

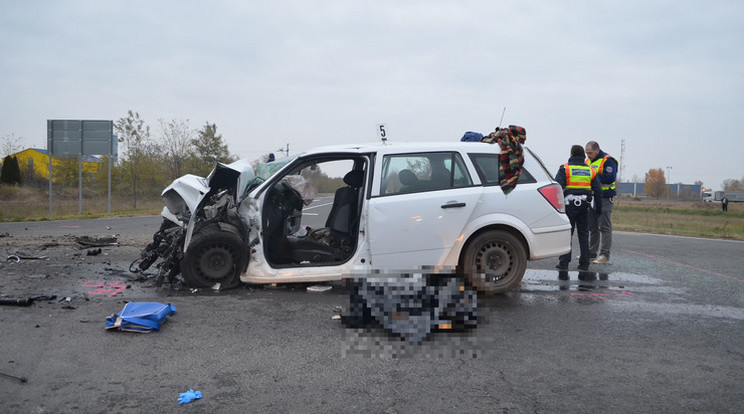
left=341, top=271, right=478, bottom=347
left=342, top=328, right=480, bottom=359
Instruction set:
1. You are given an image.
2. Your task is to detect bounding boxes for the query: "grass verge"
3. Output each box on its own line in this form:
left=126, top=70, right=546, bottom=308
left=613, top=201, right=744, bottom=240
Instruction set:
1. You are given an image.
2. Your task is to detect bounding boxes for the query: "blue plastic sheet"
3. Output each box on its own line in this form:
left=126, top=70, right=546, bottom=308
left=105, top=302, right=177, bottom=333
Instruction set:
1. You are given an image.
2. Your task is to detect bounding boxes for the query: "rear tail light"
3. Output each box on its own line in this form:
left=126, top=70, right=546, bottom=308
left=538, top=183, right=565, bottom=213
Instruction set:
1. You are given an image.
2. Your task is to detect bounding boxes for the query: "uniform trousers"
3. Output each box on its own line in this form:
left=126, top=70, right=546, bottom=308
left=588, top=197, right=614, bottom=259
left=558, top=200, right=590, bottom=268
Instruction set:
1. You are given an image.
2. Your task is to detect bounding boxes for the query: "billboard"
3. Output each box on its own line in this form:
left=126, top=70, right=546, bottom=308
left=47, top=120, right=115, bottom=156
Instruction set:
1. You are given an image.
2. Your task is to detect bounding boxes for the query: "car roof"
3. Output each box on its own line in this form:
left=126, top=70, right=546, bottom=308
left=299, top=141, right=530, bottom=157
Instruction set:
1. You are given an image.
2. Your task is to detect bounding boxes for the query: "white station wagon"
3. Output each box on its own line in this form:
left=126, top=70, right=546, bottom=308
left=137, top=141, right=571, bottom=293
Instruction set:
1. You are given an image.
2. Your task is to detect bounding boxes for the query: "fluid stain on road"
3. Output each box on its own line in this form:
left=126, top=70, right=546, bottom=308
left=523, top=269, right=665, bottom=292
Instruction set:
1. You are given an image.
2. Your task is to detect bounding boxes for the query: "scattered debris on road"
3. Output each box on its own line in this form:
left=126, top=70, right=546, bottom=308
left=0, top=297, right=33, bottom=306
left=307, top=285, right=332, bottom=292
left=6, top=252, right=48, bottom=261
left=0, top=371, right=28, bottom=384
left=74, top=235, right=119, bottom=248
left=0, top=295, right=58, bottom=307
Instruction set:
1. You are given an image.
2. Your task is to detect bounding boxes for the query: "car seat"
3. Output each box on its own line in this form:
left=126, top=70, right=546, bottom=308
left=326, top=170, right=364, bottom=234
left=284, top=170, right=365, bottom=264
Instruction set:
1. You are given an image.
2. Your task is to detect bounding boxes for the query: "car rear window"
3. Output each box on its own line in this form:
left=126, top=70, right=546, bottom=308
left=468, top=153, right=536, bottom=186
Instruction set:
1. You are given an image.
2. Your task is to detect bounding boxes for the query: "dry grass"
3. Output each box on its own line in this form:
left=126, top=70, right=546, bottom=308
left=613, top=197, right=744, bottom=240
left=0, top=185, right=162, bottom=221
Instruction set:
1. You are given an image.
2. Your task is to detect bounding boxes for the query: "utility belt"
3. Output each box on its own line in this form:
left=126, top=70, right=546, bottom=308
left=565, top=194, right=593, bottom=207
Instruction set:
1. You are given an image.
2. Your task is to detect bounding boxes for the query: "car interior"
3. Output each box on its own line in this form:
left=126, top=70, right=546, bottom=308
left=263, top=157, right=367, bottom=267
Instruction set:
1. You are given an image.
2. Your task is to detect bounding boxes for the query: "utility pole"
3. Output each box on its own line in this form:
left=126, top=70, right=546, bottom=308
left=276, top=143, right=290, bottom=157
left=666, top=166, right=672, bottom=199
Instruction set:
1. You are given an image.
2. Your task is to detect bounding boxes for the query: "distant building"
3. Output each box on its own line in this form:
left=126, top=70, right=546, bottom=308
left=2, top=148, right=101, bottom=182
left=617, top=182, right=702, bottom=200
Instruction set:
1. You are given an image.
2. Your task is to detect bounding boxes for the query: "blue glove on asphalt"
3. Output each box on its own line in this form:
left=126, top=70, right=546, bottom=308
left=178, top=389, right=202, bottom=405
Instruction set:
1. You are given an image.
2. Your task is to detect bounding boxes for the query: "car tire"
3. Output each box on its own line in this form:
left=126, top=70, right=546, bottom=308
left=460, top=230, right=527, bottom=294
left=181, top=223, right=246, bottom=289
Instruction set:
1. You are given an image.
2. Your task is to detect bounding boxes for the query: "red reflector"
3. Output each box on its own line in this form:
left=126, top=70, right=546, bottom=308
left=538, top=184, right=565, bottom=213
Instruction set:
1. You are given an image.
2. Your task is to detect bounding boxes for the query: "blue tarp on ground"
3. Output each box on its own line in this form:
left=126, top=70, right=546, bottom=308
left=105, top=302, right=177, bottom=333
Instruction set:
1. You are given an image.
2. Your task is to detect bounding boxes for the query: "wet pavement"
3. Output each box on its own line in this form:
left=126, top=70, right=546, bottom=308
left=1, top=217, right=743, bottom=413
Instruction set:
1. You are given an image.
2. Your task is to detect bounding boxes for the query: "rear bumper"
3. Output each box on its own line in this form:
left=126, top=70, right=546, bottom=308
left=528, top=224, right=571, bottom=260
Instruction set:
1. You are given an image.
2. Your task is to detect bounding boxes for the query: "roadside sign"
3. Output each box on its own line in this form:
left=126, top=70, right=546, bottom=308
left=46, top=119, right=116, bottom=217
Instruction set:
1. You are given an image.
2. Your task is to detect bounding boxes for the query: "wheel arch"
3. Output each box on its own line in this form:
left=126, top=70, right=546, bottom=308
left=457, top=224, right=530, bottom=268
left=217, top=221, right=243, bottom=237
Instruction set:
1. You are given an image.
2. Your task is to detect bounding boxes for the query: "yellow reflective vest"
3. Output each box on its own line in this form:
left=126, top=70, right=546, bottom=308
left=586, top=155, right=616, bottom=191
left=564, top=163, right=596, bottom=190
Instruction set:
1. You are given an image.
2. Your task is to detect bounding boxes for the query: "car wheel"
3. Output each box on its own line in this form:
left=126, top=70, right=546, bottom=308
left=181, top=223, right=246, bottom=289
left=460, top=230, right=527, bottom=293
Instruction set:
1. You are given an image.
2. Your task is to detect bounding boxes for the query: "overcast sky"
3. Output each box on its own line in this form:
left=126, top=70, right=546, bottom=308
left=1, top=1, right=742, bottom=189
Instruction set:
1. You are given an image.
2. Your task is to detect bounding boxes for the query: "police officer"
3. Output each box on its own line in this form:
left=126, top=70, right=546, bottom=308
left=555, top=145, right=603, bottom=270
left=585, top=140, right=618, bottom=264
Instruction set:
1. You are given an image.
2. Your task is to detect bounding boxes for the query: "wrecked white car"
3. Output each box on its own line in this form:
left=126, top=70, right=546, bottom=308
left=134, top=140, right=570, bottom=293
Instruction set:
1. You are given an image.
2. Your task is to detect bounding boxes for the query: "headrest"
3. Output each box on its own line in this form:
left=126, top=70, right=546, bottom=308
left=343, top=170, right=364, bottom=188
left=399, top=169, right=418, bottom=186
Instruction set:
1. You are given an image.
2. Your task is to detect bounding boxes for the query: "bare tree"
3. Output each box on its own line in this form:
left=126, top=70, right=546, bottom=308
left=156, top=118, right=194, bottom=180
left=1, top=133, right=23, bottom=158
left=723, top=177, right=744, bottom=192
left=115, top=110, right=151, bottom=208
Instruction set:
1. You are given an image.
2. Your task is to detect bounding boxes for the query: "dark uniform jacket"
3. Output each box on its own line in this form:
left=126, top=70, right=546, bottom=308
left=555, top=156, right=603, bottom=210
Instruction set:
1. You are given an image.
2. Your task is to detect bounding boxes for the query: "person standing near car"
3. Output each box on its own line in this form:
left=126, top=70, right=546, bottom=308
left=722, top=195, right=729, bottom=212
left=585, top=140, right=618, bottom=264
left=555, top=145, right=603, bottom=270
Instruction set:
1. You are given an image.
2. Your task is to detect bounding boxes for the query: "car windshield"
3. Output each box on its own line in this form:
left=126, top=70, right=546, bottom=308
left=241, top=155, right=299, bottom=199
left=256, top=155, right=298, bottom=180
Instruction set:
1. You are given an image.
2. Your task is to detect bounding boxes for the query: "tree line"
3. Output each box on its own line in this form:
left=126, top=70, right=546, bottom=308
left=0, top=110, right=235, bottom=208
left=643, top=168, right=744, bottom=199
left=114, top=110, right=235, bottom=207
left=1, top=109, right=347, bottom=209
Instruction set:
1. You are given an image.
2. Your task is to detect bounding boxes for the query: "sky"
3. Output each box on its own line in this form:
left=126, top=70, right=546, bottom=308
left=1, top=0, right=742, bottom=190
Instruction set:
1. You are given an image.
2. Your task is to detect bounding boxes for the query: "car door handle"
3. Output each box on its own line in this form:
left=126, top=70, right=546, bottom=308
left=441, top=202, right=466, bottom=209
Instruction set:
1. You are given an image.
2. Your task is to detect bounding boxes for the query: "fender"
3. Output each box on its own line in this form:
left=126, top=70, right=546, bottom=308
left=441, top=212, right=533, bottom=266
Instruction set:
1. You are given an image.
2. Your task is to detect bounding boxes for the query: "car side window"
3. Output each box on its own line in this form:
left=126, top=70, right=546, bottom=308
left=450, top=153, right=473, bottom=188
left=468, top=153, right=535, bottom=186
left=379, top=152, right=472, bottom=195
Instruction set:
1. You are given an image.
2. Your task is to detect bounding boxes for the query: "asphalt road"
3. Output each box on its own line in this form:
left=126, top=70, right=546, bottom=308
left=1, top=215, right=742, bottom=413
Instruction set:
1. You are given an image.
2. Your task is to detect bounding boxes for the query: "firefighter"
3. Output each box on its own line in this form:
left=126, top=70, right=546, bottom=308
left=555, top=145, right=603, bottom=270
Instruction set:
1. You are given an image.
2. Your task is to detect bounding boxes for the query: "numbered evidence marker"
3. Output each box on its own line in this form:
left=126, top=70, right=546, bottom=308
left=378, top=124, right=387, bottom=143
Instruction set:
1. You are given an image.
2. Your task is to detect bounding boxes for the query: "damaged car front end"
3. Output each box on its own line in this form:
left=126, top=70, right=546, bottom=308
left=132, top=158, right=273, bottom=288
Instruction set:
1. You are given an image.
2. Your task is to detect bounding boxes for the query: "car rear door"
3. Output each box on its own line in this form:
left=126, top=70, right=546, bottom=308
left=366, top=150, right=481, bottom=269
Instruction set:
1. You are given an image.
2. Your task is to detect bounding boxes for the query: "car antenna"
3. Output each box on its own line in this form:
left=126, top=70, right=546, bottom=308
left=497, top=107, right=507, bottom=129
